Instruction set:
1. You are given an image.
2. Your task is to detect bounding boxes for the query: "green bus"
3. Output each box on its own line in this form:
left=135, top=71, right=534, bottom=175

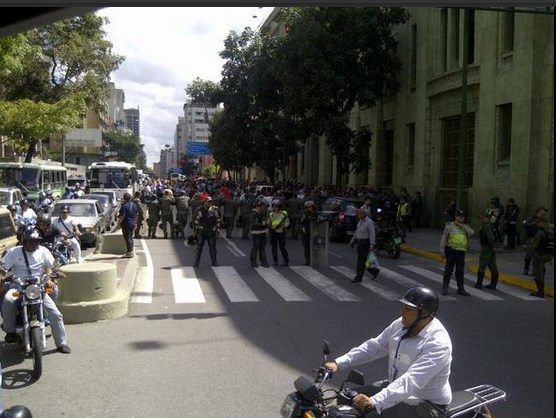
left=0, top=162, right=68, bottom=203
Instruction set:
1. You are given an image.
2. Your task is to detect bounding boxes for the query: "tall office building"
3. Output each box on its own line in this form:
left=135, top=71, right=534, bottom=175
left=124, top=108, right=140, bottom=139
left=182, top=102, right=219, bottom=170
left=107, top=82, right=126, bottom=131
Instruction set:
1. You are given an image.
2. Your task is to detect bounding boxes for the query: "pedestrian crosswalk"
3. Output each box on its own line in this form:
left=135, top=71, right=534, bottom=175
left=129, top=263, right=544, bottom=306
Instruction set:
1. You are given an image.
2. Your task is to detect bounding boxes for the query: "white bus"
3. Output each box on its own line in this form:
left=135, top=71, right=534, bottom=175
left=87, top=161, right=139, bottom=200
left=0, top=161, right=68, bottom=203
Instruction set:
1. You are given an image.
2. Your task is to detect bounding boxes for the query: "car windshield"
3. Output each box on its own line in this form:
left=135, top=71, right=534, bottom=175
left=52, top=203, right=97, bottom=217
left=0, top=192, right=11, bottom=205
left=92, top=191, right=116, bottom=206
left=84, top=195, right=110, bottom=208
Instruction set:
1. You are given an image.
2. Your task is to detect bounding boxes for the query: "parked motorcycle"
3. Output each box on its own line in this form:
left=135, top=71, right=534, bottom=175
left=281, top=340, right=507, bottom=418
left=2, top=273, right=54, bottom=380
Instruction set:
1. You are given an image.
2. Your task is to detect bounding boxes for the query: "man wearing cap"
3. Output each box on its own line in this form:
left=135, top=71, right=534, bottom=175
left=192, top=196, right=221, bottom=267
left=439, top=209, right=474, bottom=296
left=324, top=287, right=452, bottom=417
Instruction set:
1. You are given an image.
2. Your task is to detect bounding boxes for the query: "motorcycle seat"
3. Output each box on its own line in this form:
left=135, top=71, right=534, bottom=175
left=445, top=390, right=477, bottom=417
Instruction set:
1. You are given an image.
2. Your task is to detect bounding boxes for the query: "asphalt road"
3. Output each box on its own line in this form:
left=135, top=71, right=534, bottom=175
left=1, top=234, right=554, bottom=417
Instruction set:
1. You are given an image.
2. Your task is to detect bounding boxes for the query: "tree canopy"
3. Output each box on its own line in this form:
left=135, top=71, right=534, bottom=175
left=208, top=7, right=409, bottom=186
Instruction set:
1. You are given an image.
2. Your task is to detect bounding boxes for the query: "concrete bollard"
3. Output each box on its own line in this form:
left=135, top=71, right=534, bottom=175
left=57, top=261, right=131, bottom=324
left=94, top=231, right=126, bottom=255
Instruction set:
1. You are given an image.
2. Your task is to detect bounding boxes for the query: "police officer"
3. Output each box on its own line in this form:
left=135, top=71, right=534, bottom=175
left=146, top=195, right=161, bottom=239
left=175, top=191, right=190, bottom=239
left=268, top=199, right=290, bottom=267
left=522, top=206, right=547, bottom=275
left=286, top=193, right=303, bottom=239
left=192, top=197, right=221, bottom=267
left=159, top=189, right=175, bottom=239
left=132, top=191, right=145, bottom=239
left=439, top=209, right=475, bottom=296
left=223, top=193, right=238, bottom=239
left=250, top=198, right=270, bottom=268
left=531, top=216, right=552, bottom=298
left=300, top=200, right=318, bottom=266
left=475, top=211, right=499, bottom=290
left=503, top=198, right=520, bottom=249
left=238, top=192, right=253, bottom=239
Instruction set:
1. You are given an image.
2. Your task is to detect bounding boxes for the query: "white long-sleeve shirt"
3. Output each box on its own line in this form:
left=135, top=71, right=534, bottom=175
left=335, top=317, right=453, bottom=413
left=352, top=216, right=376, bottom=244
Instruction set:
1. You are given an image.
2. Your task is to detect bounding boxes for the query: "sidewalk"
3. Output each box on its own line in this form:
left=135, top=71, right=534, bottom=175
left=400, top=227, right=554, bottom=298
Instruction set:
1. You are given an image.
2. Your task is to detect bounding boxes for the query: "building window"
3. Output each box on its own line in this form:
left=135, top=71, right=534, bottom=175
left=410, top=24, right=417, bottom=90
left=441, top=113, right=475, bottom=188
left=451, top=9, right=460, bottom=69
left=496, top=103, right=512, bottom=163
left=467, top=9, right=475, bottom=64
left=441, top=8, right=448, bottom=72
left=406, top=123, right=416, bottom=168
left=502, top=11, right=514, bottom=54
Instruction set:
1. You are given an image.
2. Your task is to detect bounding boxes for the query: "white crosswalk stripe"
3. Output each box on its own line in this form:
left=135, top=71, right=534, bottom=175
left=254, top=268, right=312, bottom=302
left=400, top=265, right=504, bottom=301
left=212, top=266, right=259, bottom=302
left=329, top=266, right=399, bottom=300
left=130, top=262, right=541, bottom=305
left=171, top=267, right=206, bottom=303
left=290, top=266, right=360, bottom=302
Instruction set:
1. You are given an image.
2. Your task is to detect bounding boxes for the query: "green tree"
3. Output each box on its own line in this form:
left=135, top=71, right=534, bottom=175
left=185, top=77, right=223, bottom=108
left=277, top=7, right=409, bottom=186
left=103, top=131, right=141, bottom=165
left=0, top=12, right=123, bottom=158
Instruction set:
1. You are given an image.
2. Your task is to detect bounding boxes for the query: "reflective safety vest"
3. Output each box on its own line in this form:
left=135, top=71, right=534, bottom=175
left=269, top=210, right=290, bottom=233
left=447, top=224, right=469, bottom=251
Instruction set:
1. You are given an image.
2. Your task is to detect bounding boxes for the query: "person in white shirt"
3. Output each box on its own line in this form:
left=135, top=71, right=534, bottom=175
left=51, top=205, right=83, bottom=263
left=19, top=200, right=37, bottom=221
left=1, top=227, right=71, bottom=353
left=325, top=287, right=452, bottom=417
left=349, top=207, right=380, bottom=282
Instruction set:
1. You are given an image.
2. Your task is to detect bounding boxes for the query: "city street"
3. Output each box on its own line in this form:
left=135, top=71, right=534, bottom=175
left=1, top=232, right=554, bottom=417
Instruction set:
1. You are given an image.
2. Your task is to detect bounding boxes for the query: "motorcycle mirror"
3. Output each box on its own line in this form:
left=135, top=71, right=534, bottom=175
left=322, top=339, right=330, bottom=356
left=346, top=369, right=365, bottom=386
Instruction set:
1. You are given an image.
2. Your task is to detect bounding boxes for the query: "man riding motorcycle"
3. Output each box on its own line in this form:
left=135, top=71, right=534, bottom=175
left=325, top=287, right=451, bottom=417
left=1, top=227, right=71, bottom=354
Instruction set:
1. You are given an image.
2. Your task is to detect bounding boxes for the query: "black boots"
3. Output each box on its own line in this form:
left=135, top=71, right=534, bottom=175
left=456, top=278, right=470, bottom=296
left=475, top=271, right=485, bottom=289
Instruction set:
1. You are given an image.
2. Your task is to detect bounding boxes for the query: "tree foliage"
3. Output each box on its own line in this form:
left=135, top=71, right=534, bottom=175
left=103, top=131, right=142, bottom=165
left=209, top=7, right=409, bottom=186
left=185, top=77, right=223, bottom=107
left=0, top=12, right=123, bottom=155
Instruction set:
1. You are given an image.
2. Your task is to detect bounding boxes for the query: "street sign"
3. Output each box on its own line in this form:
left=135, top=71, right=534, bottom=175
left=186, top=141, right=210, bottom=155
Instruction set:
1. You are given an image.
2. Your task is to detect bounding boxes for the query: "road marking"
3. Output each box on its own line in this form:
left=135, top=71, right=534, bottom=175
left=400, top=265, right=503, bottom=301
left=255, top=268, right=312, bottom=302
left=171, top=267, right=206, bottom=303
left=291, top=266, right=360, bottom=302
left=330, top=266, right=399, bottom=300
left=130, top=239, right=154, bottom=303
left=222, top=237, right=246, bottom=257
left=212, top=266, right=259, bottom=302
left=378, top=266, right=457, bottom=301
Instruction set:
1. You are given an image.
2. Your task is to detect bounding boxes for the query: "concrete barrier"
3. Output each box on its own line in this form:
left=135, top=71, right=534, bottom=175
left=57, top=258, right=138, bottom=324
left=94, top=231, right=126, bottom=255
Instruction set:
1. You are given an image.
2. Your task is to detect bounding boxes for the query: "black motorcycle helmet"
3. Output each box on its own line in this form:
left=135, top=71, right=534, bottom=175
left=37, top=213, right=52, bottom=227
left=398, top=287, right=439, bottom=317
left=0, top=405, right=33, bottom=418
left=6, top=204, right=17, bottom=213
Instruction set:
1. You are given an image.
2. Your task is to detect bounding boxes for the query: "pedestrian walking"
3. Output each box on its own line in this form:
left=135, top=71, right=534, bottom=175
left=503, top=198, right=520, bottom=249
left=349, top=207, right=380, bottom=282
left=250, top=198, right=270, bottom=268
left=439, top=209, right=475, bottom=296
left=522, top=206, right=548, bottom=275
left=475, top=211, right=499, bottom=290
left=530, top=216, right=553, bottom=298
left=116, top=192, right=139, bottom=258
left=268, top=199, right=290, bottom=266
left=192, top=196, right=221, bottom=267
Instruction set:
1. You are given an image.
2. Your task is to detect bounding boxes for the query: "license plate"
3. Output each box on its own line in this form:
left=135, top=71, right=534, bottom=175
left=280, top=395, right=297, bottom=418
left=394, top=237, right=402, bottom=245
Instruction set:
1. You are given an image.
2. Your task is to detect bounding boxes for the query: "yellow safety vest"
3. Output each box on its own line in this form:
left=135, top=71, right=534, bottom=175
left=448, top=227, right=468, bottom=251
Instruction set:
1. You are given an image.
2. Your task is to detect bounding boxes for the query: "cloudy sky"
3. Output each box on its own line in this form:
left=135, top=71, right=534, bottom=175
left=96, top=7, right=274, bottom=167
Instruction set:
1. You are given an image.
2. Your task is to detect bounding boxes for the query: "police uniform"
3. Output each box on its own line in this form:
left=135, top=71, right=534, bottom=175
left=268, top=207, right=290, bottom=266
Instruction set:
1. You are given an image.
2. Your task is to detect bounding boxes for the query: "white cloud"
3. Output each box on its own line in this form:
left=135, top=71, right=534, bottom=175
left=97, top=7, right=273, bottom=167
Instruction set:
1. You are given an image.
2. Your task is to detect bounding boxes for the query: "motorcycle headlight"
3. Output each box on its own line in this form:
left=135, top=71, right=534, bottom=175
left=25, top=284, right=42, bottom=300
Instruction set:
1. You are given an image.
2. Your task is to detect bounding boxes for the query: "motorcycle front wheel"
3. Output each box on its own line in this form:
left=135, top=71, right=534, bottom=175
left=31, top=327, right=43, bottom=380
left=386, top=241, right=401, bottom=259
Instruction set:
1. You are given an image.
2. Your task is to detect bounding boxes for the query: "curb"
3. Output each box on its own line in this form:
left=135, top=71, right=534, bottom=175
left=400, top=244, right=554, bottom=298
